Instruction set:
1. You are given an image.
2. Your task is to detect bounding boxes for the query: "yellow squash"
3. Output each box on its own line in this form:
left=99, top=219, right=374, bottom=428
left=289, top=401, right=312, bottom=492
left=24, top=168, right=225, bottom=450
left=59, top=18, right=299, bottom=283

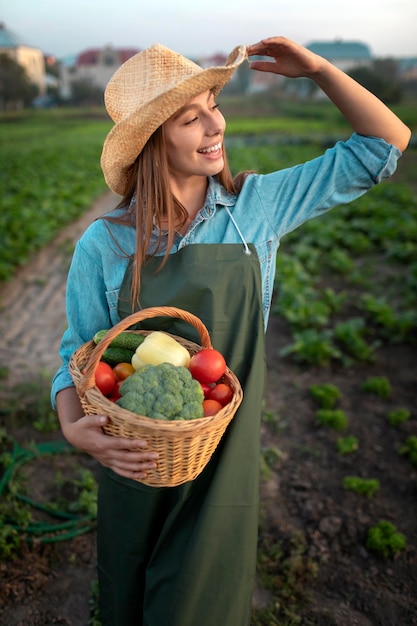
left=131, top=331, right=191, bottom=370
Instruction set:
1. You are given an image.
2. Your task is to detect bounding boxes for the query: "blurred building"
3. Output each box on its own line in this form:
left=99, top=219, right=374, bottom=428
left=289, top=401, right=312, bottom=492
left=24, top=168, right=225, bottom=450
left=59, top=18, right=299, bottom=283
left=306, top=39, right=372, bottom=72
left=0, top=22, right=45, bottom=95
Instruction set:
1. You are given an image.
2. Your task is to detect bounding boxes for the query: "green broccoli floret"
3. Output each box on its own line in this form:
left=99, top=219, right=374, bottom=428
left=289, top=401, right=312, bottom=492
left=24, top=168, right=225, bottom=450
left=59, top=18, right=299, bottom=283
left=116, top=363, right=204, bottom=420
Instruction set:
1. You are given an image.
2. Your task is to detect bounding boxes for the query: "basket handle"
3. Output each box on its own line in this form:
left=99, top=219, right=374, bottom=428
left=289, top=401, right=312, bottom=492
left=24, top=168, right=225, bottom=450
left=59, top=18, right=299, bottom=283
left=80, top=306, right=212, bottom=391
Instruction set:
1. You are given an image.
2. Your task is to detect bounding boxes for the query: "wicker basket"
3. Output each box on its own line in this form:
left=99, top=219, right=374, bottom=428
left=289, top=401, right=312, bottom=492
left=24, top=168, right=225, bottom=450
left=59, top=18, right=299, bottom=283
left=69, top=306, right=243, bottom=487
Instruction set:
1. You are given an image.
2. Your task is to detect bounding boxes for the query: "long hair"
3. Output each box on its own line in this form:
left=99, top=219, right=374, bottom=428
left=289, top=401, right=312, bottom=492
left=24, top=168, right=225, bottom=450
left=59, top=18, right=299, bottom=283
left=103, top=125, right=252, bottom=309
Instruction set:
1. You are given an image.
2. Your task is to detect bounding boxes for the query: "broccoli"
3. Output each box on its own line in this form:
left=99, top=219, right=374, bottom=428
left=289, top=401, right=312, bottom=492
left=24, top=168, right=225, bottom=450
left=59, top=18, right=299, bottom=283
left=116, top=362, right=204, bottom=420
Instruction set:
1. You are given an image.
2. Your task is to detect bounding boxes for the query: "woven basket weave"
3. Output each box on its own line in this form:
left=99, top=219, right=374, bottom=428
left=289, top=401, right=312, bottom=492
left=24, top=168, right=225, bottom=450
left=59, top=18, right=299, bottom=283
left=69, top=306, right=243, bottom=487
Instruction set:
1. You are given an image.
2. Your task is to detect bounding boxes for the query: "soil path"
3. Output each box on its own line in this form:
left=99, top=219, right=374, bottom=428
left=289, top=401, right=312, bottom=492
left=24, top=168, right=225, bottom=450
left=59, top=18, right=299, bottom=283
left=0, top=191, right=120, bottom=391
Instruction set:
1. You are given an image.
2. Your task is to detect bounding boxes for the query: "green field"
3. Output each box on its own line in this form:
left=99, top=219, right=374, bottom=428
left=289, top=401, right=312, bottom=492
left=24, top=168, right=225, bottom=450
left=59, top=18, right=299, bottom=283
left=0, top=100, right=416, bottom=624
left=0, top=100, right=416, bottom=296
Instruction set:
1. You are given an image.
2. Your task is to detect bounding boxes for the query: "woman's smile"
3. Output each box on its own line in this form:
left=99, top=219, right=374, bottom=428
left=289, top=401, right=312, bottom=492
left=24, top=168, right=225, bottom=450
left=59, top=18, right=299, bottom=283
left=198, top=141, right=223, bottom=156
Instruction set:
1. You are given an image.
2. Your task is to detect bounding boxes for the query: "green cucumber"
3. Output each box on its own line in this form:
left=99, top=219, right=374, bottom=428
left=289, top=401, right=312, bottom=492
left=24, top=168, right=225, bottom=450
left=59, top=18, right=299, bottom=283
left=93, top=329, right=145, bottom=351
left=101, top=346, right=135, bottom=366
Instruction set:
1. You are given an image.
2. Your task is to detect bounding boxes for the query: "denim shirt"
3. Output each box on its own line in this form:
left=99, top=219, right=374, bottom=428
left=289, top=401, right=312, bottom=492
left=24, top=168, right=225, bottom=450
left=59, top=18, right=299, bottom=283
left=51, top=133, right=401, bottom=405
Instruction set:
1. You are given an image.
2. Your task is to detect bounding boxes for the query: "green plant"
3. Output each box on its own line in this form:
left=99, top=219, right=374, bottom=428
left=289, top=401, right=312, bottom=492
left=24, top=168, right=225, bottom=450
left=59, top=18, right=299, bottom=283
left=343, top=476, right=380, bottom=497
left=366, top=521, right=406, bottom=558
left=0, top=112, right=110, bottom=279
left=89, top=579, right=101, bottom=626
left=254, top=531, right=318, bottom=625
left=361, top=376, right=392, bottom=399
left=315, top=409, right=348, bottom=431
left=327, top=248, right=355, bottom=274
left=309, top=383, right=341, bottom=409
left=360, top=294, right=416, bottom=342
left=260, top=446, right=284, bottom=480
left=54, top=468, right=98, bottom=517
left=0, top=524, right=21, bottom=560
left=0, top=490, right=33, bottom=559
left=336, top=436, right=359, bottom=455
left=398, top=436, right=417, bottom=466
left=387, top=408, right=411, bottom=426
left=280, top=329, right=341, bottom=366
left=334, top=317, right=377, bottom=363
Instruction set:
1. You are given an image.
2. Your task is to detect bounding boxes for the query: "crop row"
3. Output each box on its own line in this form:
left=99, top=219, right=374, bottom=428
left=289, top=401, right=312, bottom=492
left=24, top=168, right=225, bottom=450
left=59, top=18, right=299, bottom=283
left=227, top=137, right=417, bottom=366
left=0, top=113, right=111, bottom=281
left=1, top=111, right=416, bottom=368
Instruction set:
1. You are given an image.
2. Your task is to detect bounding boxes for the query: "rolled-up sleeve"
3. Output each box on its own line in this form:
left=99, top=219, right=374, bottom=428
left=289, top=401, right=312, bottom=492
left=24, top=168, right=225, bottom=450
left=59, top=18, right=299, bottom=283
left=248, top=133, right=402, bottom=239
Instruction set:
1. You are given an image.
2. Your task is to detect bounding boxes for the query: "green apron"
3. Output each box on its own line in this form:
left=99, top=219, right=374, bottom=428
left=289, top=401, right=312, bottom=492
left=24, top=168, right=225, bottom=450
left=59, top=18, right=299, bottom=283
left=97, top=243, right=266, bottom=626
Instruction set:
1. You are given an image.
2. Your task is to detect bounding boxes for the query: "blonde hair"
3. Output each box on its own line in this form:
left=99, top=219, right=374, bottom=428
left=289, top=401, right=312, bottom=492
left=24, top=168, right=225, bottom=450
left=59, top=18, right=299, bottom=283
left=104, top=125, right=251, bottom=309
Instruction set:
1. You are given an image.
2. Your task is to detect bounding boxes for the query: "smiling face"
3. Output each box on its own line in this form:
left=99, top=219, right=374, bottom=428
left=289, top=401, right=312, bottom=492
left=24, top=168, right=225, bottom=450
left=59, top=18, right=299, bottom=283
left=163, top=90, right=226, bottom=184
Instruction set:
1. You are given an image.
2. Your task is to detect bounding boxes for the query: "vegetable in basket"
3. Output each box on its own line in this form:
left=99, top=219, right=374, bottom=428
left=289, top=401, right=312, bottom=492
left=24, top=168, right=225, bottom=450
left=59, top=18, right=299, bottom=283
left=117, top=362, right=204, bottom=420
left=131, top=331, right=191, bottom=370
left=93, top=328, right=145, bottom=351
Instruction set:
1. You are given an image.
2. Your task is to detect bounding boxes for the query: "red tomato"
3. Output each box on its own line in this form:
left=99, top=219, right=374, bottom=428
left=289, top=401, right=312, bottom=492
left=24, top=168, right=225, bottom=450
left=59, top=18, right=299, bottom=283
left=207, top=383, right=233, bottom=407
left=95, top=361, right=116, bottom=397
left=113, top=362, right=135, bottom=381
left=108, top=380, right=123, bottom=402
left=200, top=382, right=215, bottom=399
left=202, top=399, right=223, bottom=416
left=189, top=349, right=226, bottom=384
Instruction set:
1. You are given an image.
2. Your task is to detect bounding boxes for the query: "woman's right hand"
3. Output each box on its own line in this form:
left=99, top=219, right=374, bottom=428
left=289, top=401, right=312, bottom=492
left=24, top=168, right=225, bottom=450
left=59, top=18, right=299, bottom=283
left=56, top=387, right=158, bottom=481
left=65, top=413, right=158, bottom=480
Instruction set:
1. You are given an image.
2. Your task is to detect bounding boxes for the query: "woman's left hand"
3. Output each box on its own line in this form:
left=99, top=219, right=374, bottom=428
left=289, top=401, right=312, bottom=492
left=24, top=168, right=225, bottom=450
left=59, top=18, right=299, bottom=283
left=246, top=35, right=411, bottom=152
left=247, top=36, right=323, bottom=79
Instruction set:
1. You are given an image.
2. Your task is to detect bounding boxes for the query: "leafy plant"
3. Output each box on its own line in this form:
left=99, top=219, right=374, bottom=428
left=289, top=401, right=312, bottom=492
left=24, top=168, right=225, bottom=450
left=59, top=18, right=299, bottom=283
left=0, top=524, right=21, bottom=560
left=361, top=376, right=392, bottom=399
left=280, top=328, right=341, bottom=366
left=366, top=521, right=406, bottom=558
left=336, top=436, right=359, bottom=455
left=309, top=383, right=341, bottom=409
left=398, top=436, right=417, bottom=466
left=54, top=468, right=98, bottom=517
left=0, top=487, right=33, bottom=559
left=327, top=248, right=355, bottom=274
left=387, top=408, right=411, bottom=426
left=360, top=294, right=416, bottom=342
left=89, top=579, right=101, bottom=626
left=343, top=476, right=380, bottom=497
left=254, top=531, right=318, bottom=625
left=334, top=317, right=377, bottom=363
left=315, top=409, right=348, bottom=431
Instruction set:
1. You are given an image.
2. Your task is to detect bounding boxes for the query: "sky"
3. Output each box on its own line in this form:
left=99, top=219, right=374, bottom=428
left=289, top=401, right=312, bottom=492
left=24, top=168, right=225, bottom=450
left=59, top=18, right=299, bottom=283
left=2, top=0, right=416, bottom=60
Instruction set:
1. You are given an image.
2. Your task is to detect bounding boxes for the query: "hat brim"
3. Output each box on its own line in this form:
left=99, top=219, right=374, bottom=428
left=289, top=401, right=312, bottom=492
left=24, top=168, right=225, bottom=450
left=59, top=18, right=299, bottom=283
left=101, top=45, right=247, bottom=196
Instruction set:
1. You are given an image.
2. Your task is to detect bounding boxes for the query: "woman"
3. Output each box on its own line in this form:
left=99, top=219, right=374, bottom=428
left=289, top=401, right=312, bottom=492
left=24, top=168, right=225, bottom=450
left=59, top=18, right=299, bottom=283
left=52, top=36, right=410, bottom=625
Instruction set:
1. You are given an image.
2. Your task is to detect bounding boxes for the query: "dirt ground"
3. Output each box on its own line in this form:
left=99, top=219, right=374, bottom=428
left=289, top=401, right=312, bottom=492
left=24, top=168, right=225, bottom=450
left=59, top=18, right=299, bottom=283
left=0, top=189, right=416, bottom=625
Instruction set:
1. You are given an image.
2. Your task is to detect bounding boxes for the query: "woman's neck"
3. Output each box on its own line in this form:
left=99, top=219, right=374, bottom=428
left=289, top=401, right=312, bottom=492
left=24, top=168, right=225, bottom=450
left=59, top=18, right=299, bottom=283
left=170, top=176, right=209, bottom=221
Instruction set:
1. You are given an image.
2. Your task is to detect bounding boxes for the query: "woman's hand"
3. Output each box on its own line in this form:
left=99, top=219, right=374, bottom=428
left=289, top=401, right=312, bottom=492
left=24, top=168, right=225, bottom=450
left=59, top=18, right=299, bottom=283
left=247, top=35, right=411, bottom=152
left=56, top=387, right=158, bottom=481
left=65, top=413, right=158, bottom=481
left=247, top=36, right=323, bottom=79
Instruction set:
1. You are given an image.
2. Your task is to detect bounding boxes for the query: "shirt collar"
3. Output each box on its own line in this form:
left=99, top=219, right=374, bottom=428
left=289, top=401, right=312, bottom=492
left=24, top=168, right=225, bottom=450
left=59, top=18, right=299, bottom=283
left=207, top=176, right=237, bottom=208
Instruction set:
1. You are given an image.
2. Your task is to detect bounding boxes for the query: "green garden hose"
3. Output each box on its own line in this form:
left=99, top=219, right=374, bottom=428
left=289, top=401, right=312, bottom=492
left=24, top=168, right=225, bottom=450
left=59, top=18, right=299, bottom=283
left=0, top=440, right=96, bottom=544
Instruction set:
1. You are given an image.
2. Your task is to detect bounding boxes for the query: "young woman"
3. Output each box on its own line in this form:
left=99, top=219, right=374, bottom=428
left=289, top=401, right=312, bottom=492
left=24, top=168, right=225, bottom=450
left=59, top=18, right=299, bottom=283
left=52, top=36, right=410, bottom=625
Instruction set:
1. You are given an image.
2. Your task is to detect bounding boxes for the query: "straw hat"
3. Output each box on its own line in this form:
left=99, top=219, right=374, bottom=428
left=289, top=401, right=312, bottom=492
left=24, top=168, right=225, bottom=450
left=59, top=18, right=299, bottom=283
left=100, top=43, right=247, bottom=195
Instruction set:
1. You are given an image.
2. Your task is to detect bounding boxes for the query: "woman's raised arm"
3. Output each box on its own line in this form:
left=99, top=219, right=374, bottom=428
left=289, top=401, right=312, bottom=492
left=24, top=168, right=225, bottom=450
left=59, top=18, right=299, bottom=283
left=247, top=36, right=411, bottom=152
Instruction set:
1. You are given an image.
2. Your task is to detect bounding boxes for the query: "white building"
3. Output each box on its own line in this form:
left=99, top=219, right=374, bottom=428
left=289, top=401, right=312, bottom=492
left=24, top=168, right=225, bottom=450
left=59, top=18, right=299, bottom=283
left=0, top=22, right=45, bottom=95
